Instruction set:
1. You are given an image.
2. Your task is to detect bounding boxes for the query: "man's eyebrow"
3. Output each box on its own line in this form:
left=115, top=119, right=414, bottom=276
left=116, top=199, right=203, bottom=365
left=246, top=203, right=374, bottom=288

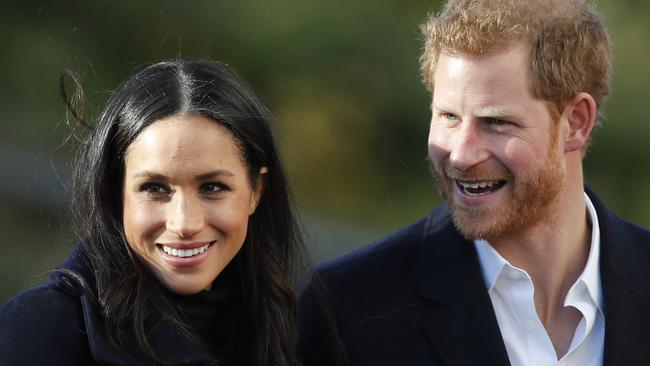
left=474, top=106, right=518, bottom=119
left=432, top=104, right=452, bottom=112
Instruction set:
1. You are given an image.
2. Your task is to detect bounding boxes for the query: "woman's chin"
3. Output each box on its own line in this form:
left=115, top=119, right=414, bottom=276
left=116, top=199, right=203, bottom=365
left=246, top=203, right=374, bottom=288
left=158, top=274, right=213, bottom=295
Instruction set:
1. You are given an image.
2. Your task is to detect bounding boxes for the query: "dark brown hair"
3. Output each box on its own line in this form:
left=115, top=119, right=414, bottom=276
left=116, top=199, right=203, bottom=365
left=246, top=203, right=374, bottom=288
left=66, top=60, right=304, bottom=365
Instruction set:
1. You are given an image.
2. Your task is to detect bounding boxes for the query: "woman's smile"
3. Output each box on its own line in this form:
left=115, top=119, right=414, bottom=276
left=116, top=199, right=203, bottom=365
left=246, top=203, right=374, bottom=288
left=155, top=241, right=216, bottom=268
left=158, top=241, right=213, bottom=258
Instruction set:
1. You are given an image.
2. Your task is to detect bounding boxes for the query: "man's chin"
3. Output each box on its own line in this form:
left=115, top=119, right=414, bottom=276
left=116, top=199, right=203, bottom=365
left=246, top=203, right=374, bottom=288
left=447, top=204, right=510, bottom=241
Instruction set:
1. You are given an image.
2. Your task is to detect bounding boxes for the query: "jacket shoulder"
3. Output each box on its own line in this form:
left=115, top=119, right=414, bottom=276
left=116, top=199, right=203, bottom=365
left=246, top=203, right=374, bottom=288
left=0, top=283, right=93, bottom=365
left=297, top=206, right=452, bottom=365
left=621, top=219, right=650, bottom=245
left=317, top=217, right=427, bottom=279
left=315, top=204, right=450, bottom=282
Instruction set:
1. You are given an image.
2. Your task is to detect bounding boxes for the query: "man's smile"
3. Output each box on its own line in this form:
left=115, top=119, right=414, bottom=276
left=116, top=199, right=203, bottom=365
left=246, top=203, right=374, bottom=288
left=455, top=179, right=507, bottom=196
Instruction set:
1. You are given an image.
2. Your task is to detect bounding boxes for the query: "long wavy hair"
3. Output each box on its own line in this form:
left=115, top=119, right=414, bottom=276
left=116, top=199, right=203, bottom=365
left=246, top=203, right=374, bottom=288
left=65, top=60, right=304, bottom=365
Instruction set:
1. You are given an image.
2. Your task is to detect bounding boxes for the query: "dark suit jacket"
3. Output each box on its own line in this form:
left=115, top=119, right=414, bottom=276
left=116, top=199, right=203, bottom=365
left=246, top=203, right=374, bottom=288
left=297, top=191, right=650, bottom=365
left=0, top=244, right=216, bottom=366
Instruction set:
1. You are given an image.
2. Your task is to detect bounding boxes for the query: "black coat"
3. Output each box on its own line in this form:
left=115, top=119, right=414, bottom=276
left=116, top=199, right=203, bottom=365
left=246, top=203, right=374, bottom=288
left=0, top=245, right=217, bottom=365
left=297, top=190, right=650, bottom=365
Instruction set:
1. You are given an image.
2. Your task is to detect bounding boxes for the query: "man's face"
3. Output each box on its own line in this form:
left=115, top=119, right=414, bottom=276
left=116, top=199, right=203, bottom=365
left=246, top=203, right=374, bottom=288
left=427, top=45, right=565, bottom=241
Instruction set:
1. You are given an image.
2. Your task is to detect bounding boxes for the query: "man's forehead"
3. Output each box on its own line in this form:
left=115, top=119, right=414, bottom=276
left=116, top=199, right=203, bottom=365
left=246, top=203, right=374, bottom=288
left=434, top=46, right=533, bottom=95
left=432, top=100, right=522, bottom=118
left=437, top=42, right=531, bottom=65
left=436, top=55, right=467, bottom=80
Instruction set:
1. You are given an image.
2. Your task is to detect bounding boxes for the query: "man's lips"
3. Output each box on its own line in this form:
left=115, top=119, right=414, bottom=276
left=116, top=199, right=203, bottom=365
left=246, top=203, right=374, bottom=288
left=454, top=179, right=507, bottom=196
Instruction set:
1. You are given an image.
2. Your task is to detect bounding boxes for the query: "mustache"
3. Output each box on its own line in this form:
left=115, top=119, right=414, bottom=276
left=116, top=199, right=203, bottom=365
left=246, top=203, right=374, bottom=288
left=428, top=158, right=511, bottom=182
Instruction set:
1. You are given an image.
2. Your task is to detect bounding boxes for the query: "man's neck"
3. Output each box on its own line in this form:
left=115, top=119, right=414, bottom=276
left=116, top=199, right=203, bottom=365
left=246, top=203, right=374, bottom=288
left=487, top=175, right=592, bottom=358
left=488, top=179, right=591, bottom=319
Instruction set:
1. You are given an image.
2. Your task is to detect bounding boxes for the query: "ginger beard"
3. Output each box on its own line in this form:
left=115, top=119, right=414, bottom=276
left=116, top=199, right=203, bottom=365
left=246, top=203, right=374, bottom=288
left=430, top=124, right=565, bottom=241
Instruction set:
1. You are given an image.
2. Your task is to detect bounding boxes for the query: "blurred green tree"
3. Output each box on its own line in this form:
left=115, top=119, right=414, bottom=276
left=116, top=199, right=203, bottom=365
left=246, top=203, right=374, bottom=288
left=1, top=0, right=649, bottom=302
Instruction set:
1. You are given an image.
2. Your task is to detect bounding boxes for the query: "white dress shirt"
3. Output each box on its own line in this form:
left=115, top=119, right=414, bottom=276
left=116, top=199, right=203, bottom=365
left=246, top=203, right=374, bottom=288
left=474, top=193, right=604, bottom=366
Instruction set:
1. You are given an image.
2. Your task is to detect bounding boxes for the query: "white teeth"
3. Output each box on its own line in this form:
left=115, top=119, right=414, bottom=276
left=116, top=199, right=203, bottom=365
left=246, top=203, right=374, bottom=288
left=457, top=180, right=502, bottom=195
left=458, top=180, right=499, bottom=189
left=162, top=243, right=211, bottom=258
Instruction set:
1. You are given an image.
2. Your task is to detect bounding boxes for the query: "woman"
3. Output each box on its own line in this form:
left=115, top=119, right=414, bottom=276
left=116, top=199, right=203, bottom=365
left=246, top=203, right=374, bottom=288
left=0, top=60, right=304, bottom=365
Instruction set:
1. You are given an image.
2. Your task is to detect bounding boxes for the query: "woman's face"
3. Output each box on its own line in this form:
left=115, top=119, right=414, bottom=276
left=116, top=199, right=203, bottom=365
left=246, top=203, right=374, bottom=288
left=122, top=114, right=265, bottom=295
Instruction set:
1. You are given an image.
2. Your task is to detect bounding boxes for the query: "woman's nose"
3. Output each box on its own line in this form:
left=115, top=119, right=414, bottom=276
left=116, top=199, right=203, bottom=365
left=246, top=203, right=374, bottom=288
left=166, top=193, right=204, bottom=239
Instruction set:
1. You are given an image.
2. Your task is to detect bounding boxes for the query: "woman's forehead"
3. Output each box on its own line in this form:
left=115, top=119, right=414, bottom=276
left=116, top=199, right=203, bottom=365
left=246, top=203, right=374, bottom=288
left=124, top=115, right=247, bottom=176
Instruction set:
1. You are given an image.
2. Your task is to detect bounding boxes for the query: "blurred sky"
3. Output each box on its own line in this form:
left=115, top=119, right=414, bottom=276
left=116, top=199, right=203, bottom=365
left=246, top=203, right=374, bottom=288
left=1, top=0, right=649, bottom=302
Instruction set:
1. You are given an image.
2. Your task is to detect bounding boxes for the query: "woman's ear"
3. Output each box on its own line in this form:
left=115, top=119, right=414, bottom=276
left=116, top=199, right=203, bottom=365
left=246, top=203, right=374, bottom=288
left=249, top=166, right=269, bottom=215
left=562, top=92, right=597, bottom=153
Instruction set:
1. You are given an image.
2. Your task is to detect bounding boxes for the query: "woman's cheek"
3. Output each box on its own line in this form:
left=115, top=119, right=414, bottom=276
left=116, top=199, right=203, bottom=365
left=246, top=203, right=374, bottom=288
left=124, top=200, right=165, bottom=250
left=207, top=201, right=251, bottom=241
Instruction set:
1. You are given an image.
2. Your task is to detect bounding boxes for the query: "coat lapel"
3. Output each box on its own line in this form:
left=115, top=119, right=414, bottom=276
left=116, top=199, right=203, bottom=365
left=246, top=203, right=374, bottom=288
left=417, top=205, right=511, bottom=366
left=591, top=192, right=650, bottom=365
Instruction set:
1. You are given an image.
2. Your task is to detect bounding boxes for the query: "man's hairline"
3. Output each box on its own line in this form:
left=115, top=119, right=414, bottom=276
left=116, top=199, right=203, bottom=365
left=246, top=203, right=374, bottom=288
left=427, top=42, right=565, bottom=116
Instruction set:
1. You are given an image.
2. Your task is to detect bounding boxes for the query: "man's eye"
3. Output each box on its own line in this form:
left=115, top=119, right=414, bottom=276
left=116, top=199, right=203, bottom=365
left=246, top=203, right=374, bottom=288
left=488, top=118, right=508, bottom=126
left=139, top=183, right=169, bottom=195
left=200, top=182, right=228, bottom=193
left=442, top=113, right=458, bottom=121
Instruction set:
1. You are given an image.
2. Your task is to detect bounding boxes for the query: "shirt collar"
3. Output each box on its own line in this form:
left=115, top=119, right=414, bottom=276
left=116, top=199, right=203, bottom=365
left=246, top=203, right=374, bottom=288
left=577, top=192, right=603, bottom=310
left=474, top=238, right=507, bottom=292
left=473, top=192, right=603, bottom=310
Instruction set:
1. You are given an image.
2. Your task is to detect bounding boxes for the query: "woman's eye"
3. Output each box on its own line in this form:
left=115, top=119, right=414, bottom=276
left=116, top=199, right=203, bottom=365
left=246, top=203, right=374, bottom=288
left=200, top=182, right=228, bottom=193
left=139, top=183, right=169, bottom=195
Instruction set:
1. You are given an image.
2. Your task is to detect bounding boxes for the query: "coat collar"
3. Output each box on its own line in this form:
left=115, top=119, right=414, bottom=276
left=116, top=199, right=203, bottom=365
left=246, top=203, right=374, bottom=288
left=587, top=189, right=650, bottom=365
left=51, top=244, right=217, bottom=366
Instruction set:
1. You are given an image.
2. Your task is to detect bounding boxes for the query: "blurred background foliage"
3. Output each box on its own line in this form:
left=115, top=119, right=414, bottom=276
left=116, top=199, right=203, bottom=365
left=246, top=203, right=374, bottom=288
left=1, top=0, right=649, bottom=302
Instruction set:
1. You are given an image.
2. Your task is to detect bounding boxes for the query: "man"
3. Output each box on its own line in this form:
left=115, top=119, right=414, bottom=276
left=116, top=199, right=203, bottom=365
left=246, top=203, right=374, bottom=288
left=297, top=0, right=650, bottom=365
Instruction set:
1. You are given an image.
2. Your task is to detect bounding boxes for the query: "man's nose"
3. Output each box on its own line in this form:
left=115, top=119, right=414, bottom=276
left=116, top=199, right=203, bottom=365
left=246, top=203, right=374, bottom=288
left=166, top=193, right=204, bottom=239
left=448, top=122, right=489, bottom=170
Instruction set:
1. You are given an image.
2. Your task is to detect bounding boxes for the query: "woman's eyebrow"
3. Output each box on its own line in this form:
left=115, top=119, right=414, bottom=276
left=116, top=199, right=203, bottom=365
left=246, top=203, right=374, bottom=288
left=132, top=171, right=166, bottom=180
left=131, top=169, right=235, bottom=180
left=196, top=170, right=235, bottom=180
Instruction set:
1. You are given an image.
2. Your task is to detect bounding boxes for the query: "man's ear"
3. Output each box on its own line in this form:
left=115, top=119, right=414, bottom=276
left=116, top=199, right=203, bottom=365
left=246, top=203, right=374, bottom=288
left=562, top=92, right=597, bottom=153
left=249, top=166, right=269, bottom=215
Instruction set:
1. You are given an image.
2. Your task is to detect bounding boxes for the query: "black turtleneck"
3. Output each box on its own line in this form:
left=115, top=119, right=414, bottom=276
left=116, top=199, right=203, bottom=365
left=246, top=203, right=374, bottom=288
left=165, top=256, right=242, bottom=364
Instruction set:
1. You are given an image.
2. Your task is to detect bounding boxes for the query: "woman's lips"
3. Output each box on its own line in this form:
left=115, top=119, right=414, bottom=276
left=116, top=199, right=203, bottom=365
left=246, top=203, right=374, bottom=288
left=157, top=241, right=215, bottom=268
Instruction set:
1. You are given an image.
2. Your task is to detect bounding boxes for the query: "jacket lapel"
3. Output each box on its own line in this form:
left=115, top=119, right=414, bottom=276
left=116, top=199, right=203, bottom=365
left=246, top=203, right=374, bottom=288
left=417, top=205, right=511, bottom=366
left=591, top=192, right=650, bottom=365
